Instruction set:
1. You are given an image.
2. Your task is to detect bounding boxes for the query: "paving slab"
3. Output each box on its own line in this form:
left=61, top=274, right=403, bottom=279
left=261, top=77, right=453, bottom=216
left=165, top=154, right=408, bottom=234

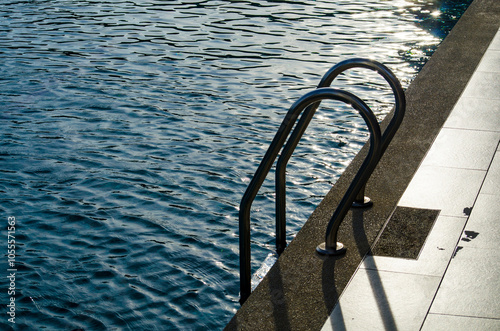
left=480, top=152, right=500, bottom=194
left=322, top=269, right=440, bottom=331
left=397, top=166, right=485, bottom=217
left=422, top=314, right=500, bottom=331
left=443, top=97, right=500, bottom=132
left=428, top=247, right=500, bottom=319
left=419, top=128, right=499, bottom=170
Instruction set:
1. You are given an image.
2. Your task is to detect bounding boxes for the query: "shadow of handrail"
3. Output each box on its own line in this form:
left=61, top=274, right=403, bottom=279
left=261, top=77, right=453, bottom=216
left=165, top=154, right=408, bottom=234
left=324, top=208, right=397, bottom=330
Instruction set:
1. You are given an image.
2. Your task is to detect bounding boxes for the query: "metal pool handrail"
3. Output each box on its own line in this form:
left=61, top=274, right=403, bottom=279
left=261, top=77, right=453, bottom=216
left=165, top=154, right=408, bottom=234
left=319, top=58, right=406, bottom=207
left=276, top=58, right=406, bottom=255
left=239, top=88, right=382, bottom=304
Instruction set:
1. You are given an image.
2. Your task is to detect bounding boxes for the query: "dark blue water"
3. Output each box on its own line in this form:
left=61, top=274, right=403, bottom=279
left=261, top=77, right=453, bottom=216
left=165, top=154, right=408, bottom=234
left=0, top=0, right=471, bottom=329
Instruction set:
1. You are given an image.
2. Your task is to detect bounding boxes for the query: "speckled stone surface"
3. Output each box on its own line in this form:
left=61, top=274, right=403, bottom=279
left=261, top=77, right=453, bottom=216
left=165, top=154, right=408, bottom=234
left=225, top=0, right=500, bottom=329
left=370, top=207, right=440, bottom=259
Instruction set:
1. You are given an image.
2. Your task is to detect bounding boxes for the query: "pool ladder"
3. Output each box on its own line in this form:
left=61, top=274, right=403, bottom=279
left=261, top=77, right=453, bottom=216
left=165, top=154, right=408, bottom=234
left=238, top=58, right=406, bottom=304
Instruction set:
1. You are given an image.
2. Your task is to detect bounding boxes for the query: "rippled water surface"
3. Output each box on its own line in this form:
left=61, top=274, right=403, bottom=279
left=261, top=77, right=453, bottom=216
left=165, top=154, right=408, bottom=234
left=1, top=0, right=471, bottom=329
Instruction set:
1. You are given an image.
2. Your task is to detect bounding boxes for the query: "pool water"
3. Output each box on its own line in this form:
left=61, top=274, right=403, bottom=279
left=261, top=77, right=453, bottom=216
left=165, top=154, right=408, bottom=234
left=0, top=0, right=472, bottom=329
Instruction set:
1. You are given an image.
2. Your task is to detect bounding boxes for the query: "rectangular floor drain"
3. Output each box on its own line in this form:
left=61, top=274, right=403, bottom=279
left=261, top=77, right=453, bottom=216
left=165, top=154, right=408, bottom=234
left=370, top=206, right=440, bottom=259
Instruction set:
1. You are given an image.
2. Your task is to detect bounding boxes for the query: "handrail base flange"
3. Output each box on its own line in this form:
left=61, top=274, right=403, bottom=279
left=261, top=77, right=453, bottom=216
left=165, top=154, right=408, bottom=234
left=352, top=196, right=373, bottom=208
left=316, top=242, right=347, bottom=255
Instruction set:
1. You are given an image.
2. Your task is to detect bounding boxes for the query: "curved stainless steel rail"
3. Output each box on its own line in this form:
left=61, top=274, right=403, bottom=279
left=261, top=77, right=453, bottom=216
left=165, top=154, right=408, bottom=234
left=319, top=58, right=406, bottom=207
left=239, top=87, right=382, bottom=304
left=275, top=58, right=406, bottom=255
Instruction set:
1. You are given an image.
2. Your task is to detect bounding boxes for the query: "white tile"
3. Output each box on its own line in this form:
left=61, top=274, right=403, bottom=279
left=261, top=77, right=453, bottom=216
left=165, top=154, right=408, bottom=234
left=362, top=215, right=466, bottom=276
left=462, top=71, right=500, bottom=100
left=420, top=128, right=499, bottom=170
left=399, top=166, right=485, bottom=217
left=476, top=49, right=500, bottom=73
left=444, top=97, right=500, bottom=132
left=459, top=194, right=500, bottom=249
left=429, top=247, right=500, bottom=319
left=422, top=313, right=500, bottom=331
left=481, top=151, right=500, bottom=195
left=487, top=28, right=500, bottom=50
left=322, top=269, right=440, bottom=331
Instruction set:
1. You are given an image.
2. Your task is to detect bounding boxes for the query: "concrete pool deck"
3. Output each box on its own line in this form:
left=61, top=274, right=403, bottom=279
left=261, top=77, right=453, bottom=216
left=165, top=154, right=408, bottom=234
left=225, top=0, right=500, bottom=329
left=321, top=25, right=500, bottom=331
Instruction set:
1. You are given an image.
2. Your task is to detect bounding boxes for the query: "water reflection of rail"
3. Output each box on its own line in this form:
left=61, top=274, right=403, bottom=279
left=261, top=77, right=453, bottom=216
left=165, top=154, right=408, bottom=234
left=238, top=59, right=406, bottom=304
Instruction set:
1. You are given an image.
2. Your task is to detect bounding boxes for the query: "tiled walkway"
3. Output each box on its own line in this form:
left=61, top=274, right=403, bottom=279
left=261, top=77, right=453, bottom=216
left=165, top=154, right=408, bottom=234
left=322, top=28, right=500, bottom=330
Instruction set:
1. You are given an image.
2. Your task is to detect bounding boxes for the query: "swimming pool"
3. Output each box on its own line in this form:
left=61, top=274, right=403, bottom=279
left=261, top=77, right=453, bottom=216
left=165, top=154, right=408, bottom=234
left=0, top=0, right=472, bottom=329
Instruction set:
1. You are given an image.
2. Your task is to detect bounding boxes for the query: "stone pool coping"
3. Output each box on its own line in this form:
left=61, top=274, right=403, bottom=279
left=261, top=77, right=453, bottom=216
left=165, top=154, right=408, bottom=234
left=225, top=0, right=500, bottom=329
